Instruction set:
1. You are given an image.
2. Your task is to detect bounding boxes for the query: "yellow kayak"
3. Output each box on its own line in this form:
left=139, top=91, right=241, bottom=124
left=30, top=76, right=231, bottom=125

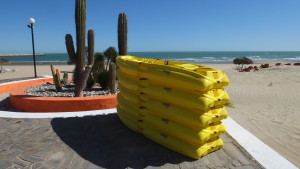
left=143, top=128, right=224, bottom=159
left=118, top=79, right=230, bottom=111
left=116, top=55, right=230, bottom=159
left=117, top=106, right=224, bottom=159
left=117, top=55, right=229, bottom=92
left=118, top=100, right=226, bottom=145
left=117, top=92, right=228, bottom=130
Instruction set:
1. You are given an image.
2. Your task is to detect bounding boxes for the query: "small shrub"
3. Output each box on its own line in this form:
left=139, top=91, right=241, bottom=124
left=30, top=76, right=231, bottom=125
left=86, top=52, right=105, bottom=88
left=86, top=73, right=96, bottom=89
left=98, top=70, right=109, bottom=90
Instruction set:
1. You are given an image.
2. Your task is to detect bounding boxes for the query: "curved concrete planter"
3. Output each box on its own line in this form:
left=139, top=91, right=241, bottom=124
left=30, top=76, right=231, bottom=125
left=1, top=77, right=117, bottom=112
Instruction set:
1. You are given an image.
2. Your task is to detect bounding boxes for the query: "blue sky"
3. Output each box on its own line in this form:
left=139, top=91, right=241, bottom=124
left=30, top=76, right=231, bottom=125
left=0, top=0, right=299, bottom=53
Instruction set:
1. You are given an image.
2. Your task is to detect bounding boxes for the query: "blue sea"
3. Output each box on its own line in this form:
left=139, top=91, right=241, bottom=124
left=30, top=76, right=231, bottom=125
left=4, top=51, right=300, bottom=64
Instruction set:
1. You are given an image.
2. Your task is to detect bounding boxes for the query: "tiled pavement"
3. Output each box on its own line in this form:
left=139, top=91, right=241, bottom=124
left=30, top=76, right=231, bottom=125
left=0, top=114, right=264, bottom=169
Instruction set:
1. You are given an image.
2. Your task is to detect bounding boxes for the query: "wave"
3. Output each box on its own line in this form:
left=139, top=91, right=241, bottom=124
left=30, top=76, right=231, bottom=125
left=283, top=57, right=300, bottom=61
left=170, top=57, right=233, bottom=63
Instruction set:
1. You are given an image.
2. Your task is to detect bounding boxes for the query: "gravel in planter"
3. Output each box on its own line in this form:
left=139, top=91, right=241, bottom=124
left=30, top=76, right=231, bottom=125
left=26, top=83, right=117, bottom=97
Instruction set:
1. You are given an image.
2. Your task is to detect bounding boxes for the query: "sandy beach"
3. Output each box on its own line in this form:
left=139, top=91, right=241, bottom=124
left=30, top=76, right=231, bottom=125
left=0, top=64, right=75, bottom=82
left=0, top=62, right=300, bottom=167
left=207, top=62, right=300, bottom=167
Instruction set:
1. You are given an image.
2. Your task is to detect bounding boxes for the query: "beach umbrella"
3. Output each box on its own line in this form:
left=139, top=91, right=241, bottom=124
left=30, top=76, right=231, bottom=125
left=233, top=56, right=253, bottom=70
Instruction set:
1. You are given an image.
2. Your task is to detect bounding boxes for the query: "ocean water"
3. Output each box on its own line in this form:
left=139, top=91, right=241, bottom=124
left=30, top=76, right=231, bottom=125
left=4, top=51, right=300, bottom=64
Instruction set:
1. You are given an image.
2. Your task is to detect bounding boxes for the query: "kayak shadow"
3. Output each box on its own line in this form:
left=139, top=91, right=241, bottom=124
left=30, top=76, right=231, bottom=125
left=50, top=113, right=192, bottom=168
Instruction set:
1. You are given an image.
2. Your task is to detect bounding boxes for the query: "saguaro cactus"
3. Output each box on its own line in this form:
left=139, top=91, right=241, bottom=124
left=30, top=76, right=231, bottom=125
left=118, top=13, right=128, bottom=56
left=65, top=0, right=94, bottom=97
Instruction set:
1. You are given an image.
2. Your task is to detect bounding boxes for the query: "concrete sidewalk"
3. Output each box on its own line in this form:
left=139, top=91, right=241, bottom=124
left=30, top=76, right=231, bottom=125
left=0, top=114, right=263, bottom=169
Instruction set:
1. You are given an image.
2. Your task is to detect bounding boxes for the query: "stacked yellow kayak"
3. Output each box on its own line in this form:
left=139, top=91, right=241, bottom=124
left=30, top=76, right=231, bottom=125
left=116, top=55, right=230, bottom=159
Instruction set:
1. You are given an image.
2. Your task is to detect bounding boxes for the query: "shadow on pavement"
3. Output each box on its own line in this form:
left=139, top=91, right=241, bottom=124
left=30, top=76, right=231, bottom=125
left=51, top=113, right=192, bottom=168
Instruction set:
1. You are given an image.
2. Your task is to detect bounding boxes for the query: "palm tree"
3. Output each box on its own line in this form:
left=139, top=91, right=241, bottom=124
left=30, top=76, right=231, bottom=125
left=103, top=46, right=117, bottom=70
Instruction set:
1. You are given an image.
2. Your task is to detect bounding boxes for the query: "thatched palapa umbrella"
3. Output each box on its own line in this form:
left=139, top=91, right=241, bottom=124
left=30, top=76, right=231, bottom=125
left=233, top=56, right=253, bottom=70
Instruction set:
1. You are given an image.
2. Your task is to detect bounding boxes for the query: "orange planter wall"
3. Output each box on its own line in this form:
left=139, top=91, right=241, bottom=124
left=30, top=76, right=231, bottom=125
left=2, top=78, right=118, bottom=112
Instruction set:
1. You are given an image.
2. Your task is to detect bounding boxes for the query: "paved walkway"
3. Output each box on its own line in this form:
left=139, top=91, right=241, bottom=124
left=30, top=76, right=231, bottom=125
left=0, top=114, right=263, bottom=169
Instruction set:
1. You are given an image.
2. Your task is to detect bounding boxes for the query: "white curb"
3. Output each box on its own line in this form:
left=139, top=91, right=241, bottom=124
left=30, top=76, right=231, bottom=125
left=0, top=108, right=117, bottom=118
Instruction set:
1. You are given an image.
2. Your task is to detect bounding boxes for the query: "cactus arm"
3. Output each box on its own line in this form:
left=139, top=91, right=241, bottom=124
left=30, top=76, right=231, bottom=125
left=56, top=69, right=61, bottom=87
left=118, top=13, right=128, bottom=55
left=65, top=34, right=76, bottom=64
left=50, top=64, right=55, bottom=76
left=87, top=29, right=94, bottom=66
left=108, top=62, right=116, bottom=94
left=75, top=0, right=86, bottom=70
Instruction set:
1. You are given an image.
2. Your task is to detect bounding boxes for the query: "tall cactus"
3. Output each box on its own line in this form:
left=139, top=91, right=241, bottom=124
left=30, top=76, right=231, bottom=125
left=118, top=13, right=128, bottom=56
left=65, top=0, right=94, bottom=97
left=108, top=62, right=117, bottom=94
